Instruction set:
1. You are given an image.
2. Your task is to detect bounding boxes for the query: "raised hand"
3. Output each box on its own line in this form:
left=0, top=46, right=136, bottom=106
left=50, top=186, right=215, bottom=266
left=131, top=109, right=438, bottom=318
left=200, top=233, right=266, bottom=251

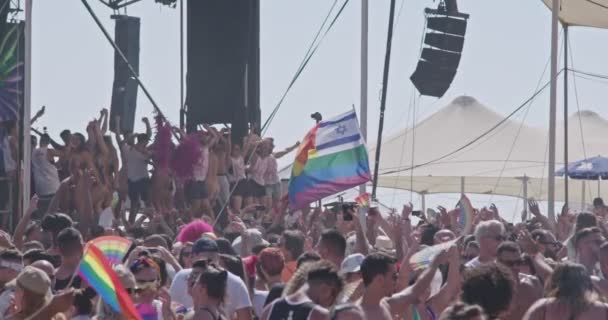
left=402, top=202, right=413, bottom=219
left=529, top=199, right=541, bottom=217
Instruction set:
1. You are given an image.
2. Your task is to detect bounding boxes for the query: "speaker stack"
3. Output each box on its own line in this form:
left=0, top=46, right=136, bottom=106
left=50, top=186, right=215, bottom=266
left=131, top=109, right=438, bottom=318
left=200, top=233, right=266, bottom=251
left=109, top=15, right=140, bottom=134
left=410, top=0, right=469, bottom=98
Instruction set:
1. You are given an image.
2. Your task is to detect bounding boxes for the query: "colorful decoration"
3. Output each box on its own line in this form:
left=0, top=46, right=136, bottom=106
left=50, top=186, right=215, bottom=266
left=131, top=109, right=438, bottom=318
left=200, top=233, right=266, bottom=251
left=78, top=244, right=141, bottom=320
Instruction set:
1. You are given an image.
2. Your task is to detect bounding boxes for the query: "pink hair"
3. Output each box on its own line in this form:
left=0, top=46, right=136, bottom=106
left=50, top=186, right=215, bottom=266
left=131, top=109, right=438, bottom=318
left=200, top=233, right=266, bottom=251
left=176, top=219, right=214, bottom=243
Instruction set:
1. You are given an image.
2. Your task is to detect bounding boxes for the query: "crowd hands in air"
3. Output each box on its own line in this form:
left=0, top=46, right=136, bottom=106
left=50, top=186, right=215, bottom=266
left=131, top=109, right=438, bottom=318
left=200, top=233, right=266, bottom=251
left=0, top=107, right=607, bottom=319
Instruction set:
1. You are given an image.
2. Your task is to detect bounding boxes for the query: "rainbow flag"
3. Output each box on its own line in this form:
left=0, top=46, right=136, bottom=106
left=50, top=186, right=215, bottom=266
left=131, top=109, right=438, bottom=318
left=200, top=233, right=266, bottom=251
left=89, top=236, right=132, bottom=266
left=457, top=194, right=475, bottom=235
left=288, top=110, right=371, bottom=209
left=409, top=240, right=455, bottom=270
left=78, top=244, right=142, bottom=320
left=355, top=192, right=371, bottom=208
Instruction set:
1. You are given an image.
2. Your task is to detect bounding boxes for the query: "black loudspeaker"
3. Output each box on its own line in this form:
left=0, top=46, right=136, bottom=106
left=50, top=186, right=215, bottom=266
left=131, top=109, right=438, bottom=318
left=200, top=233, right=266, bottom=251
left=410, top=3, right=469, bottom=98
left=110, top=15, right=140, bottom=134
left=186, top=0, right=260, bottom=141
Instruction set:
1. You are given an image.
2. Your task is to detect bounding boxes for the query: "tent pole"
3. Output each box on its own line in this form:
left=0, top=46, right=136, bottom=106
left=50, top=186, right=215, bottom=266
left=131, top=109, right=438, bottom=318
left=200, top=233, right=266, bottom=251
left=582, top=181, right=586, bottom=211
left=598, top=179, right=600, bottom=197
left=547, top=0, right=560, bottom=223
left=563, top=25, right=569, bottom=208
left=359, top=0, right=368, bottom=195
left=460, top=176, right=465, bottom=195
left=371, top=0, right=397, bottom=199
left=421, top=192, right=426, bottom=215
left=522, top=175, right=529, bottom=222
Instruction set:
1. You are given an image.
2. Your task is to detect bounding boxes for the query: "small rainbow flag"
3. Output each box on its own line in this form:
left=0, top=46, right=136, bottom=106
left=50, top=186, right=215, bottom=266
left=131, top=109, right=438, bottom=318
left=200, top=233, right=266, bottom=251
left=78, top=244, right=142, bottom=320
left=90, top=236, right=132, bottom=266
left=355, top=193, right=371, bottom=208
left=458, top=194, right=475, bottom=235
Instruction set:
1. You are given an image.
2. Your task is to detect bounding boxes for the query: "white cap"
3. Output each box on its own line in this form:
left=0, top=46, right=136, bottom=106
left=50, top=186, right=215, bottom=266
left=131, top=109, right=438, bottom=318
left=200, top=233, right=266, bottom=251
left=340, top=253, right=365, bottom=275
left=232, top=228, right=270, bottom=253
left=374, top=235, right=395, bottom=252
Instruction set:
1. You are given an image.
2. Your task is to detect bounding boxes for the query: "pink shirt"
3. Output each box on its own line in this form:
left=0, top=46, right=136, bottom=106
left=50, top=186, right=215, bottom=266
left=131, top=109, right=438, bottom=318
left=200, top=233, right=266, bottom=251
left=192, top=146, right=209, bottom=181
left=263, top=155, right=279, bottom=185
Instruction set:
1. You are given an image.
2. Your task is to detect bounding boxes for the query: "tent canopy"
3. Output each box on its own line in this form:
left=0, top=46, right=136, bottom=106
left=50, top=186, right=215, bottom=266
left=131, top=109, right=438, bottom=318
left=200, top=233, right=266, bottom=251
left=542, top=0, right=608, bottom=29
left=371, top=96, right=608, bottom=203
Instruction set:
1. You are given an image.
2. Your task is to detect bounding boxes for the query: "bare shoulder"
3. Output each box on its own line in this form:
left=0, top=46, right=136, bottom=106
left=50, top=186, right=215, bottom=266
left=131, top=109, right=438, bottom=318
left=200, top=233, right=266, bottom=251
left=310, top=306, right=330, bottom=320
left=519, top=274, right=543, bottom=290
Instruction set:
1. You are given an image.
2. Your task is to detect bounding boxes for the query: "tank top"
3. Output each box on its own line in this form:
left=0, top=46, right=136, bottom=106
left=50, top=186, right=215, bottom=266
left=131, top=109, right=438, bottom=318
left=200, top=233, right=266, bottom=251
left=268, top=298, right=316, bottom=320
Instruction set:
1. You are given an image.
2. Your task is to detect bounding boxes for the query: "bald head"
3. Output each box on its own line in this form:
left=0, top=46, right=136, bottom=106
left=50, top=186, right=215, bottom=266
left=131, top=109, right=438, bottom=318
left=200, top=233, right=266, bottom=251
left=30, top=260, right=55, bottom=280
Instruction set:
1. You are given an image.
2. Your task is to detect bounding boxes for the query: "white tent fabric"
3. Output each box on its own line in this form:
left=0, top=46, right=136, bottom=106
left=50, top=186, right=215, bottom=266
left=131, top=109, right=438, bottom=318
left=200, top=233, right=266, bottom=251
left=542, top=0, right=608, bottom=29
left=372, top=96, right=608, bottom=203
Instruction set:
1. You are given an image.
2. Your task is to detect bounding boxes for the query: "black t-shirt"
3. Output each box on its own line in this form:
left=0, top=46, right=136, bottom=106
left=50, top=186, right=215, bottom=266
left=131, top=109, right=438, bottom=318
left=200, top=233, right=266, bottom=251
left=54, top=275, right=96, bottom=300
left=268, top=298, right=316, bottom=320
left=264, top=283, right=285, bottom=307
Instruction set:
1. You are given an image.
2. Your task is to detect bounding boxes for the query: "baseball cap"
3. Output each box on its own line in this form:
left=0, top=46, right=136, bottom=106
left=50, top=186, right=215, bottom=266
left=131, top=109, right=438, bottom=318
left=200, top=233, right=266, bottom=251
left=232, top=229, right=270, bottom=254
left=15, top=266, right=52, bottom=304
left=340, top=253, right=365, bottom=275
left=192, top=238, right=219, bottom=255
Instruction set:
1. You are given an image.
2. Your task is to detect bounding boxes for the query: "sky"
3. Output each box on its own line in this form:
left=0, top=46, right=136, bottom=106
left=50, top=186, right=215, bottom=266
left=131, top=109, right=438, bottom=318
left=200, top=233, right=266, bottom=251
left=26, top=0, right=608, bottom=220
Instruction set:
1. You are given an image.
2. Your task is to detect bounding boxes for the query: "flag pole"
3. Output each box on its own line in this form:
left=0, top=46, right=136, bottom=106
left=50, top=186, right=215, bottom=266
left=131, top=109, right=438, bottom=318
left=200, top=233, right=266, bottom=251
left=359, top=0, right=368, bottom=195
left=371, top=0, right=397, bottom=200
left=547, top=0, right=560, bottom=223
left=22, top=0, right=33, bottom=222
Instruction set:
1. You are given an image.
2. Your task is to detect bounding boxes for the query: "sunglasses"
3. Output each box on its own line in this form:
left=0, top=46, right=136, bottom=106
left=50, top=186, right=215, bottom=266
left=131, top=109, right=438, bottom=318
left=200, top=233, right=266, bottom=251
left=489, top=235, right=506, bottom=242
left=539, top=241, right=563, bottom=248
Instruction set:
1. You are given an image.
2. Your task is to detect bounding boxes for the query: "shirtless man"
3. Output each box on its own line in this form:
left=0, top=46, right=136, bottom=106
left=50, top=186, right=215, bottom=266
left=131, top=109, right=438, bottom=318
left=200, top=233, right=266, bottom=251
left=215, top=128, right=231, bottom=210
left=359, top=250, right=449, bottom=320
left=496, top=241, right=542, bottom=320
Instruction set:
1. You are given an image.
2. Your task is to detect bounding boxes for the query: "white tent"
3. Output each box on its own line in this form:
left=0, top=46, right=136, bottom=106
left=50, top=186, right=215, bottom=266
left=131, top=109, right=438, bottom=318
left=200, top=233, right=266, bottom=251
left=372, top=96, right=608, bottom=204
left=281, top=96, right=608, bottom=204
left=542, top=0, right=608, bottom=29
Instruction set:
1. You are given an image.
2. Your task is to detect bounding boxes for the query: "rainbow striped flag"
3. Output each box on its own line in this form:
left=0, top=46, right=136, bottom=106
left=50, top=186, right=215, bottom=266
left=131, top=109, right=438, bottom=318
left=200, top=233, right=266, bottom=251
left=288, top=110, right=371, bottom=209
left=457, top=194, right=475, bottom=235
left=355, top=192, right=371, bottom=208
left=78, top=244, right=141, bottom=320
left=89, top=236, right=132, bottom=266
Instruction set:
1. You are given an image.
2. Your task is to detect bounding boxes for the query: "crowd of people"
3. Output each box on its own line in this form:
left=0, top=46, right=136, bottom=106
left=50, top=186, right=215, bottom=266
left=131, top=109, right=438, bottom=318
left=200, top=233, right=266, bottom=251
left=0, top=108, right=607, bottom=319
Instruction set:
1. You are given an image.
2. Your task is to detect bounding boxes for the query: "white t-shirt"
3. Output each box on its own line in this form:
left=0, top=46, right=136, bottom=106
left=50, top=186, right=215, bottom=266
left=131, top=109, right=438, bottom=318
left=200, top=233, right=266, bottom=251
left=252, top=289, right=269, bottom=318
left=169, top=268, right=252, bottom=317
left=32, top=147, right=60, bottom=195
left=123, top=145, right=149, bottom=181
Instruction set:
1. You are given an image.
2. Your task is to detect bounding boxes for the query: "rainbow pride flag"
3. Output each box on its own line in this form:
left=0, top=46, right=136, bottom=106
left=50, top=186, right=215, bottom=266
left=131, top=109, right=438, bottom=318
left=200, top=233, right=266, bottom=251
left=355, top=192, right=371, bottom=208
left=288, top=110, right=371, bottom=209
left=89, top=236, right=132, bottom=266
left=457, top=194, right=475, bottom=235
left=409, top=239, right=455, bottom=270
left=78, top=244, right=141, bottom=320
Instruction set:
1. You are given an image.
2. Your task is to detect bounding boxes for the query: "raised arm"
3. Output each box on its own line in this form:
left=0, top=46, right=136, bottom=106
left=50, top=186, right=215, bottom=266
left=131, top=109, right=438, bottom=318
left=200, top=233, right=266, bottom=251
left=428, top=244, right=461, bottom=315
left=99, top=108, right=109, bottom=135
left=274, top=141, right=300, bottom=159
left=388, top=248, right=450, bottom=313
left=14, top=195, right=38, bottom=250
left=30, top=106, right=45, bottom=125
left=143, top=117, right=152, bottom=140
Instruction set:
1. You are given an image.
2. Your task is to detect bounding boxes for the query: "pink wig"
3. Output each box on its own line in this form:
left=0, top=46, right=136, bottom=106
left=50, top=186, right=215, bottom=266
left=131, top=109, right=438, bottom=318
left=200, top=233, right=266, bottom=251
left=177, top=220, right=214, bottom=243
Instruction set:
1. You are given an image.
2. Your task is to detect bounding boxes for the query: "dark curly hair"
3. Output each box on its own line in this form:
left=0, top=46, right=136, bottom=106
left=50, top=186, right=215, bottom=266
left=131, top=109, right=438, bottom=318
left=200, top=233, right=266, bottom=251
left=439, top=301, right=487, bottom=320
left=461, top=263, right=515, bottom=319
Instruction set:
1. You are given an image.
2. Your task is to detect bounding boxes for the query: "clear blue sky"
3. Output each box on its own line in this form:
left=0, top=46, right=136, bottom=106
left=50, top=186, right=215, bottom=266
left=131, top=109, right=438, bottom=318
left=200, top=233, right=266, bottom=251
left=28, top=0, right=608, bottom=219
